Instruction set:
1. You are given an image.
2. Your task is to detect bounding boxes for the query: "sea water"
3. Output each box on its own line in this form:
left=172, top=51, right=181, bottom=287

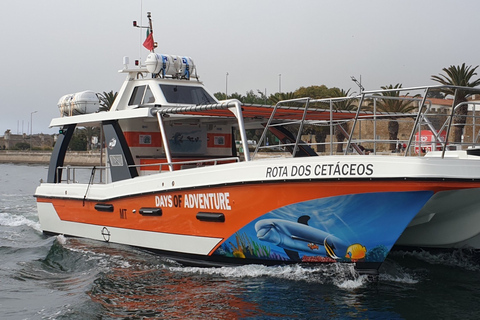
left=1, top=163, right=480, bottom=319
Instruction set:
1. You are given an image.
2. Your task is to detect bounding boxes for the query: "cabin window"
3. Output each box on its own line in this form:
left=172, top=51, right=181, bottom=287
left=128, top=85, right=155, bottom=106
left=160, top=84, right=216, bottom=105
left=143, top=86, right=155, bottom=103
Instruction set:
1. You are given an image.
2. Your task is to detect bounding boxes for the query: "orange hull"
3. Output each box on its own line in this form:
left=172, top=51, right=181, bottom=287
left=37, top=179, right=480, bottom=256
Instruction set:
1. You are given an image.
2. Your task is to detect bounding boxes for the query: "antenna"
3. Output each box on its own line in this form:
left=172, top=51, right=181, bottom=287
left=147, top=12, right=153, bottom=35
left=132, top=12, right=157, bottom=52
left=133, top=12, right=151, bottom=30
left=351, top=76, right=364, bottom=93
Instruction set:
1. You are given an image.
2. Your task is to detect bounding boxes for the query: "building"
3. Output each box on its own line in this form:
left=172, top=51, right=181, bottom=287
left=0, top=130, right=55, bottom=150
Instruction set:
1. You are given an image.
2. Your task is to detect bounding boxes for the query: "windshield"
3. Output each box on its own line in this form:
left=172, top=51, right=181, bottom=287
left=160, top=84, right=217, bottom=105
left=128, top=85, right=155, bottom=106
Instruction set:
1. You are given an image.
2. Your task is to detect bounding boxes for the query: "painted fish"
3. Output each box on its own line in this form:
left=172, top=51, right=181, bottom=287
left=345, top=244, right=367, bottom=260
left=324, top=236, right=340, bottom=259
left=254, top=216, right=348, bottom=260
left=233, top=250, right=246, bottom=258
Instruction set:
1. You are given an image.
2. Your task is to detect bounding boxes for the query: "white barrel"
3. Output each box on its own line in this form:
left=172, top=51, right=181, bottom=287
left=145, top=53, right=195, bottom=79
left=57, top=90, right=100, bottom=116
left=179, top=56, right=195, bottom=79
left=58, top=94, right=74, bottom=116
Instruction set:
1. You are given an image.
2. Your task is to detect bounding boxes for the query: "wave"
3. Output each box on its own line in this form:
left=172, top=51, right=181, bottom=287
left=378, top=258, right=420, bottom=284
left=0, top=212, right=41, bottom=232
left=56, top=237, right=168, bottom=273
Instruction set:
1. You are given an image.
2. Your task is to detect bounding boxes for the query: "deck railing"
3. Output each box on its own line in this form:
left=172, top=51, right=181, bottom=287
left=56, top=156, right=240, bottom=184
left=132, top=157, right=240, bottom=172
left=253, top=85, right=480, bottom=159
left=56, top=165, right=108, bottom=184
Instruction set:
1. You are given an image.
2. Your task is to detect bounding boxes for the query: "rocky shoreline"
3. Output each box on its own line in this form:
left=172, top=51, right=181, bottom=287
left=0, top=151, right=103, bottom=166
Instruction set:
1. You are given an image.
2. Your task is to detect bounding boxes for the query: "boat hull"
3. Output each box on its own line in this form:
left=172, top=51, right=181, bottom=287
left=396, top=187, right=480, bottom=248
left=36, top=178, right=441, bottom=271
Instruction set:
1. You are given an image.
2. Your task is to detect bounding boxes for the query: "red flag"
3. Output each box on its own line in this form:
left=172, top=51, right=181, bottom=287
left=143, top=32, right=154, bottom=51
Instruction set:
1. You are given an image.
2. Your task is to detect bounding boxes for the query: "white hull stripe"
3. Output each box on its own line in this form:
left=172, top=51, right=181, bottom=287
left=37, top=202, right=223, bottom=255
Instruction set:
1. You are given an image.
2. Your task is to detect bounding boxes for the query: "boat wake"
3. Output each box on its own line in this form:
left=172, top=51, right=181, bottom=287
left=29, top=236, right=479, bottom=319
left=54, top=236, right=480, bottom=293
left=390, top=249, right=480, bottom=272
left=169, top=263, right=371, bottom=289
left=52, top=236, right=371, bottom=289
left=52, top=236, right=433, bottom=290
left=378, top=258, right=420, bottom=284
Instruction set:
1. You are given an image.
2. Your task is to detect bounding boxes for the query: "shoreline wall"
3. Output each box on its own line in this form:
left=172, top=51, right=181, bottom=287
left=0, top=151, right=103, bottom=166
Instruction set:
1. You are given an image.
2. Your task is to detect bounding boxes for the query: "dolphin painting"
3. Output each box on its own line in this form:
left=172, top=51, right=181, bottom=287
left=254, top=215, right=349, bottom=261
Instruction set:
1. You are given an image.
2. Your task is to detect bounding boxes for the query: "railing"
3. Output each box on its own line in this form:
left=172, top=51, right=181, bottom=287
left=132, top=157, right=241, bottom=172
left=55, top=157, right=240, bottom=184
left=56, top=165, right=108, bottom=184
left=253, top=85, right=480, bottom=159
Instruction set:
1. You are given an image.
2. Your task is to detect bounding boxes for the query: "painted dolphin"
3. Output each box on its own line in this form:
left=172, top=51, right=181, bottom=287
left=255, top=216, right=348, bottom=260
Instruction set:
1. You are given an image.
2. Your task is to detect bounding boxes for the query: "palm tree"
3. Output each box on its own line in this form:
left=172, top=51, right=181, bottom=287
left=228, top=92, right=244, bottom=101
left=243, top=90, right=268, bottom=104
left=431, top=63, right=480, bottom=143
left=213, top=92, right=227, bottom=100
left=375, top=84, right=417, bottom=151
left=269, top=92, right=297, bottom=105
left=82, top=126, right=100, bottom=151
left=98, top=91, right=118, bottom=112
left=330, top=88, right=357, bottom=152
left=97, top=90, right=117, bottom=168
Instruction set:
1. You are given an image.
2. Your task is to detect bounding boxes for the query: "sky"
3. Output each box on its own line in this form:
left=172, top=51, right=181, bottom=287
left=1, top=0, right=479, bottom=134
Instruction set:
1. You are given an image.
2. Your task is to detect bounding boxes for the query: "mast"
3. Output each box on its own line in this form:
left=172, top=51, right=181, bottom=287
left=146, top=12, right=154, bottom=53
left=133, top=12, right=156, bottom=53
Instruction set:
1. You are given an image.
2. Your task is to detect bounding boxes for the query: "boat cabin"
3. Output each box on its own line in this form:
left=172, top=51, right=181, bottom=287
left=48, top=53, right=254, bottom=183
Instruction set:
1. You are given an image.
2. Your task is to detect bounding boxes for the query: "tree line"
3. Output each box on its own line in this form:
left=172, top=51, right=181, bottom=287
left=213, top=85, right=352, bottom=106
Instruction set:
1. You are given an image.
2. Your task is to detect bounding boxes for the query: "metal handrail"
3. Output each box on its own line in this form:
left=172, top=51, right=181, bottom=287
left=56, top=165, right=108, bottom=184
left=132, top=157, right=241, bottom=172
left=55, top=156, right=240, bottom=183
left=264, top=85, right=480, bottom=158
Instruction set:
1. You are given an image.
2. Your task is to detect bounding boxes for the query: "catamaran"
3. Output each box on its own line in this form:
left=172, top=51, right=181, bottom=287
left=35, top=13, right=480, bottom=274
